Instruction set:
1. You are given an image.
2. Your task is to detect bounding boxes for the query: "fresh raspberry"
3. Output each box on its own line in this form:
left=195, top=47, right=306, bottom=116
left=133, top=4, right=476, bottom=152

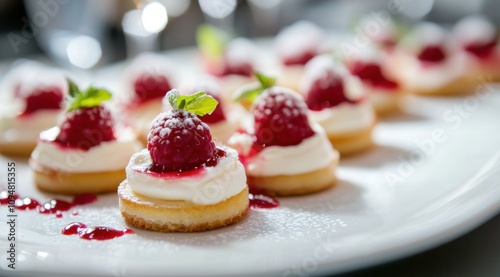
left=464, top=39, right=497, bottom=59
left=133, top=74, right=171, bottom=104
left=417, top=45, right=446, bottom=63
left=55, top=106, right=116, bottom=150
left=350, top=62, right=399, bottom=90
left=283, top=49, right=317, bottom=66
left=252, top=87, right=314, bottom=147
left=209, top=59, right=253, bottom=77
left=304, top=69, right=356, bottom=111
left=222, top=59, right=253, bottom=77
left=147, top=110, right=216, bottom=172
left=20, top=87, right=64, bottom=115
left=198, top=93, right=226, bottom=124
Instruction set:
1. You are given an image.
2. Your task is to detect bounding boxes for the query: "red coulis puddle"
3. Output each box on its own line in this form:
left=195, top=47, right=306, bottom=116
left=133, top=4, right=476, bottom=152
left=1, top=191, right=97, bottom=217
left=62, top=222, right=134, bottom=240
left=248, top=188, right=279, bottom=209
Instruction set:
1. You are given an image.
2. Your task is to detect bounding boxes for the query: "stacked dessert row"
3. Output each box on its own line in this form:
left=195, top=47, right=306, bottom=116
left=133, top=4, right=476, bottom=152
left=0, top=16, right=496, bottom=233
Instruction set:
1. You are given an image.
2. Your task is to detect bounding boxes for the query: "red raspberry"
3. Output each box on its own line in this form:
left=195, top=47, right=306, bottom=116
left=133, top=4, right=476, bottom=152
left=20, top=87, right=64, bottom=115
left=147, top=110, right=216, bottom=172
left=252, top=87, right=314, bottom=147
left=283, top=49, right=317, bottom=66
left=417, top=45, right=446, bottom=63
left=464, top=39, right=497, bottom=59
left=304, top=69, right=356, bottom=111
left=55, top=106, right=116, bottom=150
left=208, top=58, right=253, bottom=77
left=222, top=59, right=253, bottom=77
left=133, top=74, right=171, bottom=104
left=198, top=93, right=226, bottom=124
left=350, top=62, right=399, bottom=90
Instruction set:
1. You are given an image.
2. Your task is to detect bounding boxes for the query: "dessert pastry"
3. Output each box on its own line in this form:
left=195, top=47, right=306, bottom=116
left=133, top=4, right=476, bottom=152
left=393, top=22, right=477, bottom=95
left=30, top=80, right=142, bottom=194
left=121, top=53, right=175, bottom=143
left=301, top=55, right=376, bottom=155
left=229, top=86, right=339, bottom=196
left=347, top=48, right=403, bottom=114
left=274, top=21, right=327, bottom=91
left=0, top=62, right=67, bottom=156
left=119, top=90, right=248, bottom=232
left=177, top=75, right=245, bottom=143
left=197, top=24, right=256, bottom=103
left=452, top=15, right=500, bottom=81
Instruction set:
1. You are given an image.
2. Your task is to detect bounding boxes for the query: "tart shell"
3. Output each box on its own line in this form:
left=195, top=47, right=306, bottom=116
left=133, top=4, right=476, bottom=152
left=119, top=182, right=249, bottom=232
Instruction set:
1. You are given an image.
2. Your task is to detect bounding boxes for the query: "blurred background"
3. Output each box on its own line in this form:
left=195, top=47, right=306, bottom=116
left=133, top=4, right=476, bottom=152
left=0, top=0, right=499, bottom=69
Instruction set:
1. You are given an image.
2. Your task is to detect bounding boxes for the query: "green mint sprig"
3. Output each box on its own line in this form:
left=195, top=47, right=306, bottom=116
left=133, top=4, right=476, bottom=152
left=167, top=89, right=218, bottom=116
left=196, top=24, right=229, bottom=60
left=233, top=72, right=276, bottom=104
left=67, top=79, right=112, bottom=111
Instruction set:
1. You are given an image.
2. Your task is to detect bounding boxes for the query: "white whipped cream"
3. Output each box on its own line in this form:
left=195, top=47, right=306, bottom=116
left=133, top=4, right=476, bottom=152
left=228, top=124, right=338, bottom=176
left=126, top=146, right=247, bottom=205
left=0, top=110, right=62, bottom=143
left=31, top=127, right=143, bottom=173
left=309, top=100, right=375, bottom=135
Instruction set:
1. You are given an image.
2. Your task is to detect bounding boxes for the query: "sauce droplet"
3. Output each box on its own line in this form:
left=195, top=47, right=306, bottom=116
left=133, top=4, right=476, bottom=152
left=61, top=222, right=134, bottom=240
left=248, top=189, right=279, bottom=209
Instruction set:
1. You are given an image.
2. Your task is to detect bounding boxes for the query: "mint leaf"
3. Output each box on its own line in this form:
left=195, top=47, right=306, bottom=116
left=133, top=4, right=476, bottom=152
left=166, top=89, right=218, bottom=116
left=67, top=78, right=80, bottom=98
left=185, top=94, right=218, bottom=116
left=66, top=79, right=112, bottom=111
left=77, top=88, right=112, bottom=108
left=196, top=24, right=227, bottom=60
left=233, top=85, right=262, bottom=103
left=168, top=89, right=179, bottom=110
left=234, top=72, right=276, bottom=104
left=255, top=72, right=276, bottom=88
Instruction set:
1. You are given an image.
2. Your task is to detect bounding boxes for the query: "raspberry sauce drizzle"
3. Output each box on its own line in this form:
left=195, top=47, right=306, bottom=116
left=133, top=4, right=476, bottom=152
left=62, top=222, right=134, bottom=240
left=1, top=191, right=97, bottom=217
left=0, top=191, right=18, bottom=205
left=248, top=188, right=279, bottom=209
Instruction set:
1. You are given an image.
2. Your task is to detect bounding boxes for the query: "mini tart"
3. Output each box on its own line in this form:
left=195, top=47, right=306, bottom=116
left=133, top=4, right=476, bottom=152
left=230, top=125, right=339, bottom=196
left=30, top=160, right=125, bottom=195
left=118, top=145, right=249, bottom=233
left=30, top=126, right=143, bottom=195
left=248, top=160, right=337, bottom=196
left=394, top=22, right=479, bottom=96
left=119, top=183, right=248, bottom=233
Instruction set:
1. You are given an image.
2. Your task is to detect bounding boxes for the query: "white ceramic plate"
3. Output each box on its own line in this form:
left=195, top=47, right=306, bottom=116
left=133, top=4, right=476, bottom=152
left=1, top=48, right=500, bottom=277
